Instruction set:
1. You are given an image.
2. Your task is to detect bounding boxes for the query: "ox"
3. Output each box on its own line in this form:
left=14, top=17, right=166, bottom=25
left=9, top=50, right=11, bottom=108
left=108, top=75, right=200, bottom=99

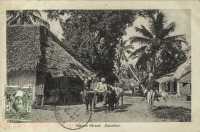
left=106, top=86, right=123, bottom=111
left=80, top=90, right=95, bottom=111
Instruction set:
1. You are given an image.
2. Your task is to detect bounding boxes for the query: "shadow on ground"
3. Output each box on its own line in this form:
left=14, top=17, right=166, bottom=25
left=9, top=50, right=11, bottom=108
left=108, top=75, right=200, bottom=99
left=93, top=104, right=132, bottom=113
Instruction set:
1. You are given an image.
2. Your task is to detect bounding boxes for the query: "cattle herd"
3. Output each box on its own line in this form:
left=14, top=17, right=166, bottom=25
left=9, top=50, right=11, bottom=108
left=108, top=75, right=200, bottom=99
left=80, top=85, right=123, bottom=111
left=80, top=82, right=169, bottom=111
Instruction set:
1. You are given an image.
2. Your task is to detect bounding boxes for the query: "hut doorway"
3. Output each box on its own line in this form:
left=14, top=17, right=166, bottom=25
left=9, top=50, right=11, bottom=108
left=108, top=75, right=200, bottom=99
left=43, top=73, right=84, bottom=105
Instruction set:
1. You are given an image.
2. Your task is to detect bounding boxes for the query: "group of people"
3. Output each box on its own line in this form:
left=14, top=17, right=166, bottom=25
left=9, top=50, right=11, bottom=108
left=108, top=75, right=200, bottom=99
left=82, top=72, right=159, bottom=109
left=83, top=77, right=108, bottom=105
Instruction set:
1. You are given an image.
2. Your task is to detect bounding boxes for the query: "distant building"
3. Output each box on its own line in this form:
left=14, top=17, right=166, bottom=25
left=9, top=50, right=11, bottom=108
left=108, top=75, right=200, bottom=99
left=155, top=53, right=191, bottom=97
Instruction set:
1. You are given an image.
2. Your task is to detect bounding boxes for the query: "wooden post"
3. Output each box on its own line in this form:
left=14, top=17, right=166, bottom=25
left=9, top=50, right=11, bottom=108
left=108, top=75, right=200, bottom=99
left=36, top=95, right=38, bottom=106
left=41, top=84, right=44, bottom=107
left=32, top=85, right=36, bottom=106
left=159, top=83, right=162, bottom=93
left=121, top=95, right=123, bottom=106
left=41, top=96, right=44, bottom=107
left=176, top=80, right=181, bottom=96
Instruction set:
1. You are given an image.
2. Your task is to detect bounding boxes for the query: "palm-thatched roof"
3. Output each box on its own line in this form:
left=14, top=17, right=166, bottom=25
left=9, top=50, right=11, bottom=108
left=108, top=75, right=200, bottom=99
left=155, top=73, right=174, bottom=83
left=44, top=36, right=93, bottom=78
left=179, top=72, right=191, bottom=83
left=172, top=57, right=191, bottom=80
left=155, top=57, right=191, bottom=83
left=155, top=46, right=191, bottom=84
left=7, top=25, right=41, bottom=73
left=7, top=25, right=93, bottom=79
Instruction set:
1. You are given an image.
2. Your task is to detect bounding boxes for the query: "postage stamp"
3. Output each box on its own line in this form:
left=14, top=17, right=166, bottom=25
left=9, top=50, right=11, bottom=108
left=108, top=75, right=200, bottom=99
left=4, top=86, right=33, bottom=121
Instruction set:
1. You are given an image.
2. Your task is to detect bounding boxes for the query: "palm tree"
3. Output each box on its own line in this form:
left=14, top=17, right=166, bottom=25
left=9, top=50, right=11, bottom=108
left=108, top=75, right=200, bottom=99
left=115, top=38, right=140, bottom=84
left=7, top=10, right=50, bottom=29
left=129, top=11, right=188, bottom=75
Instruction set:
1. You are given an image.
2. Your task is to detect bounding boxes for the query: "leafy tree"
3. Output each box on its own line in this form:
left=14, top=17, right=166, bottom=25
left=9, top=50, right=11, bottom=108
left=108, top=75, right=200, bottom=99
left=115, top=38, right=141, bottom=83
left=7, top=10, right=50, bottom=28
left=129, top=11, right=188, bottom=77
left=59, top=10, right=138, bottom=81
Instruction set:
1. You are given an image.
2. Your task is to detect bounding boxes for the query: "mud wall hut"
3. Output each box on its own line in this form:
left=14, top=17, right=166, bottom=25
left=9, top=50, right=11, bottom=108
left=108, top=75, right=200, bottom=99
left=155, top=56, right=191, bottom=97
left=172, top=57, right=191, bottom=96
left=7, top=25, right=93, bottom=105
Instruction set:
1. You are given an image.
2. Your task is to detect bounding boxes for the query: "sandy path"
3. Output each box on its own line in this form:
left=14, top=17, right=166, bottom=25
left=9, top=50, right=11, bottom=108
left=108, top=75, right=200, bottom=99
left=32, top=95, right=163, bottom=122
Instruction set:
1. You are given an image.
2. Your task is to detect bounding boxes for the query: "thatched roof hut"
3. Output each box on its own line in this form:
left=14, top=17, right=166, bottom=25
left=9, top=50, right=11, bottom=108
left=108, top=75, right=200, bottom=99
left=7, top=25, right=93, bottom=105
left=155, top=56, right=191, bottom=96
left=172, top=57, right=191, bottom=81
left=7, top=25, right=92, bottom=78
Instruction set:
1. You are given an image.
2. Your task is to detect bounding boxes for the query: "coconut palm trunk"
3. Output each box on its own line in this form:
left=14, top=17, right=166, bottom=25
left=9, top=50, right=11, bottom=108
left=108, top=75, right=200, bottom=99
left=128, top=65, right=140, bottom=84
left=123, top=53, right=140, bottom=84
left=115, top=38, right=141, bottom=85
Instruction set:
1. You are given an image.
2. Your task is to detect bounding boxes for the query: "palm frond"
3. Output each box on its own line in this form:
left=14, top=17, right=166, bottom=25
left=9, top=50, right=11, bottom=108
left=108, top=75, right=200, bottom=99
left=129, top=46, right=146, bottom=59
left=124, top=44, right=134, bottom=50
left=148, top=12, right=157, bottom=35
left=135, top=53, right=151, bottom=71
left=156, top=11, right=166, bottom=29
left=7, top=14, right=21, bottom=25
left=26, top=16, right=34, bottom=24
left=125, top=49, right=133, bottom=54
left=31, top=10, right=42, bottom=16
left=7, top=11, right=18, bottom=19
left=163, top=34, right=188, bottom=45
left=135, top=25, right=153, bottom=39
left=123, top=40, right=128, bottom=44
left=149, top=11, right=166, bottom=37
left=121, top=53, right=128, bottom=62
left=129, top=36, right=151, bottom=45
left=164, top=34, right=186, bottom=41
left=161, top=22, right=176, bottom=38
left=7, top=12, right=20, bottom=25
left=31, top=15, right=50, bottom=29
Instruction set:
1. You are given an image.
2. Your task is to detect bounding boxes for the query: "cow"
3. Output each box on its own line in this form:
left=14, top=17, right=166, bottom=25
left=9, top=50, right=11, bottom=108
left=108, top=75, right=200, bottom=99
left=113, top=87, right=123, bottom=107
left=106, top=90, right=116, bottom=111
left=80, top=90, right=95, bottom=111
left=105, top=85, right=123, bottom=111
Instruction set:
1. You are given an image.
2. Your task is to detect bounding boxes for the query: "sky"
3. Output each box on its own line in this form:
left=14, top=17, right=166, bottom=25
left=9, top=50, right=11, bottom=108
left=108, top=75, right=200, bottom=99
left=40, top=11, right=70, bottom=40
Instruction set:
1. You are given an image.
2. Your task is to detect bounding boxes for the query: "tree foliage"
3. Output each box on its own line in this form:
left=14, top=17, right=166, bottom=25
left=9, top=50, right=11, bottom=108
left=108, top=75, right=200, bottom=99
left=59, top=10, right=138, bottom=78
left=129, top=11, right=188, bottom=77
left=7, top=10, right=50, bottom=28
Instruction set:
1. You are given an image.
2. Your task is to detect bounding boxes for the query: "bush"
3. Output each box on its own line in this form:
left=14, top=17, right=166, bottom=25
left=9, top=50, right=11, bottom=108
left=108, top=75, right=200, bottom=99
left=152, top=106, right=191, bottom=122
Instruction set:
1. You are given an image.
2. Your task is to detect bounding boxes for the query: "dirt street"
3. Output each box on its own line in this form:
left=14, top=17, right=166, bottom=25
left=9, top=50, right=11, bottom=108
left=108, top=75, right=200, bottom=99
left=32, top=93, right=191, bottom=122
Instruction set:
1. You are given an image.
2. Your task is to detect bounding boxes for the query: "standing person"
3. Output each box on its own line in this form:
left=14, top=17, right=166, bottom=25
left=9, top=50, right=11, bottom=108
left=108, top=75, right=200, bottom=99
left=84, top=76, right=93, bottom=91
left=87, top=77, right=93, bottom=90
left=143, top=73, right=159, bottom=101
left=96, top=78, right=107, bottom=106
left=81, top=76, right=94, bottom=107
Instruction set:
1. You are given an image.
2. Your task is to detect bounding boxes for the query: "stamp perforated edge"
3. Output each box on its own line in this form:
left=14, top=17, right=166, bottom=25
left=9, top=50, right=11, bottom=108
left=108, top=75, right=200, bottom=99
left=3, top=85, right=34, bottom=122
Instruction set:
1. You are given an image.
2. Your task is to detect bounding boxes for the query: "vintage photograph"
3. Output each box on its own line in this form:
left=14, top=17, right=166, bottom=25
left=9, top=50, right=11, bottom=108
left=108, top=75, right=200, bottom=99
left=6, top=9, right=191, bottom=123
